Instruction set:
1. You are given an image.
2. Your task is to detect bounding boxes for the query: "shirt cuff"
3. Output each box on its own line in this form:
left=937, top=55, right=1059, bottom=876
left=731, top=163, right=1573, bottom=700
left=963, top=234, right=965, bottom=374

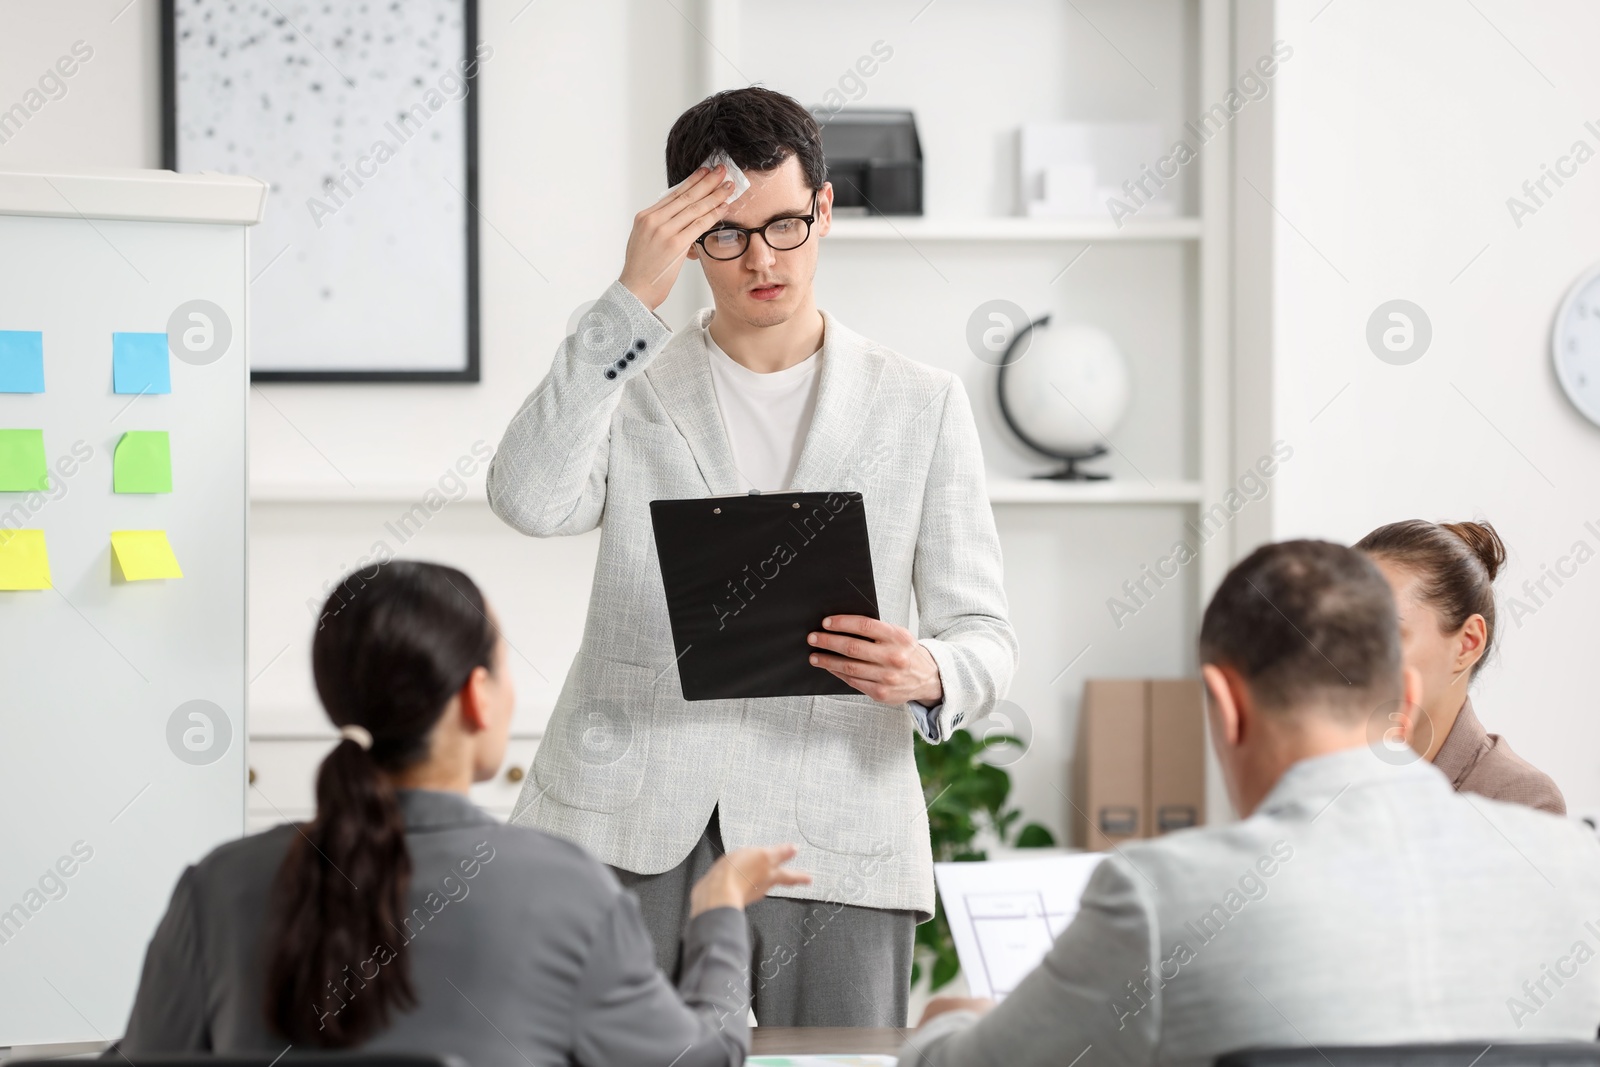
left=909, top=699, right=944, bottom=743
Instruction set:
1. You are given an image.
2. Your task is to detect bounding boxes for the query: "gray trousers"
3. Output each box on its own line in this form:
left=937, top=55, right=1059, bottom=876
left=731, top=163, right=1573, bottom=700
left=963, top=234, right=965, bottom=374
left=613, top=807, right=916, bottom=1027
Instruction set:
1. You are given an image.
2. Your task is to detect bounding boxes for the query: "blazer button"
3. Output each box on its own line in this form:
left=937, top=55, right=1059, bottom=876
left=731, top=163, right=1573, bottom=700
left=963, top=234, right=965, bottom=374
left=634, top=339, right=646, bottom=350
left=605, top=369, right=618, bottom=380
left=624, top=351, right=636, bottom=361
left=616, top=359, right=628, bottom=369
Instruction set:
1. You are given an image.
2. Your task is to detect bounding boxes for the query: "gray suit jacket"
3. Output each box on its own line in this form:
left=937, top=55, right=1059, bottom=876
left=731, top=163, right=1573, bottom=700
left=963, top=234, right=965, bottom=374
left=903, top=747, right=1600, bottom=1067
left=488, top=281, right=1017, bottom=918
left=115, top=790, right=750, bottom=1067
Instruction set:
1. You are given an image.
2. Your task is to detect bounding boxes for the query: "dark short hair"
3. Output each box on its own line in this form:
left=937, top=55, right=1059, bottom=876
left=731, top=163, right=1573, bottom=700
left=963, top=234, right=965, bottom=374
left=1355, top=519, right=1505, bottom=681
left=1199, top=539, right=1401, bottom=717
left=665, top=87, right=827, bottom=190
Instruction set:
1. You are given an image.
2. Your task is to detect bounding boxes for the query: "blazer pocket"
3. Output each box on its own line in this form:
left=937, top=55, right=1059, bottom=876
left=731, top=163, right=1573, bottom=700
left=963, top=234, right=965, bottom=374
left=794, top=695, right=921, bottom=855
left=536, top=660, right=656, bottom=814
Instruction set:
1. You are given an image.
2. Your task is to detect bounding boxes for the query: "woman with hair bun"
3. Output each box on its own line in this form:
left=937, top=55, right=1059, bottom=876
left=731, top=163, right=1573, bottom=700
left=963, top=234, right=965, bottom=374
left=113, top=560, right=807, bottom=1066
left=1356, top=519, right=1565, bottom=814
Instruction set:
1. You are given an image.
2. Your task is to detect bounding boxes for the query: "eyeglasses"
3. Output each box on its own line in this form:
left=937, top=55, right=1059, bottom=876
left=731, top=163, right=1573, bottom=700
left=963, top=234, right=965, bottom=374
left=696, top=192, right=818, bottom=260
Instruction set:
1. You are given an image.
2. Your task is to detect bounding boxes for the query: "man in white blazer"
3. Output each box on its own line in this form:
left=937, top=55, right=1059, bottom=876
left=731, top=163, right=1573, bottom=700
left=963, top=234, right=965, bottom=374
left=487, top=87, right=1016, bottom=1026
left=901, top=539, right=1600, bottom=1067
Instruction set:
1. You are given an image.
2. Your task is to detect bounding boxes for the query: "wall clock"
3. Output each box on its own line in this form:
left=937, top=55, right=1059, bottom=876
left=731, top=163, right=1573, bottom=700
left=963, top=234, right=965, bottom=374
left=1554, top=262, right=1600, bottom=426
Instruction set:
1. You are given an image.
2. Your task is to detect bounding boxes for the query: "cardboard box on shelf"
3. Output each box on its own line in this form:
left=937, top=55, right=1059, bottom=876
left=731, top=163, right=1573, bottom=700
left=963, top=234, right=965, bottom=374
left=1073, top=679, right=1147, bottom=849
left=1072, top=678, right=1206, bottom=848
left=1149, top=679, right=1206, bottom=834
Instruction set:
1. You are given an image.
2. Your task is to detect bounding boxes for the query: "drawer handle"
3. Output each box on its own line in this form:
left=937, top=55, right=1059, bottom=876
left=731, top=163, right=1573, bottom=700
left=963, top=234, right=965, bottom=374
left=248, top=767, right=257, bottom=785
left=505, top=765, right=525, bottom=783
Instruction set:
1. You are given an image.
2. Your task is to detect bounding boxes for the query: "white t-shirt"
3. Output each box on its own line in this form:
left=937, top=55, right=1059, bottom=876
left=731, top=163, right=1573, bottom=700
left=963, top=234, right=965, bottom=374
left=705, top=327, right=823, bottom=493
left=703, top=324, right=945, bottom=730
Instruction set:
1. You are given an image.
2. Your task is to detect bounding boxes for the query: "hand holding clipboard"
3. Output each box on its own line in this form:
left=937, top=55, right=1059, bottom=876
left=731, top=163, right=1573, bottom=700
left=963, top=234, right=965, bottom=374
left=649, top=490, right=901, bottom=701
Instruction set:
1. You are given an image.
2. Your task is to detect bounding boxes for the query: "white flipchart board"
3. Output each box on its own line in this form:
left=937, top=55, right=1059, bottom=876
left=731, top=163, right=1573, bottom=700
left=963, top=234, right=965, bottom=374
left=0, top=168, right=264, bottom=1047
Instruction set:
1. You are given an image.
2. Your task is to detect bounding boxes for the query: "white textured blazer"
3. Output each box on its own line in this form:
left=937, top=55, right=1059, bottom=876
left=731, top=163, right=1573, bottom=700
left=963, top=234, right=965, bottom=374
left=487, top=280, right=1017, bottom=917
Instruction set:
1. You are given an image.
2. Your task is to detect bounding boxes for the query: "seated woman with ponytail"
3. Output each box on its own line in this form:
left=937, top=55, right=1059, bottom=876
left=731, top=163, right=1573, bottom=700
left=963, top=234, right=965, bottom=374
left=1357, top=518, right=1565, bottom=814
left=115, top=560, right=808, bottom=1065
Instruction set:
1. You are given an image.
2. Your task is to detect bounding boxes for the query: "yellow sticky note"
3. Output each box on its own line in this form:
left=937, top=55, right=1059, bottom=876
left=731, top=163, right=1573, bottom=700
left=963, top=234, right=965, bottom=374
left=111, top=529, right=184, bottom=581
left=0, top=529, right=52, bottom=590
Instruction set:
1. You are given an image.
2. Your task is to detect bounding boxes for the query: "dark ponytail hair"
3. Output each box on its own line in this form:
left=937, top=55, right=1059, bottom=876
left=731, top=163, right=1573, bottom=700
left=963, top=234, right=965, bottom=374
left=1355, top=518, right=1507, bottom=681
left=263, top=560, right=498, bottom=1046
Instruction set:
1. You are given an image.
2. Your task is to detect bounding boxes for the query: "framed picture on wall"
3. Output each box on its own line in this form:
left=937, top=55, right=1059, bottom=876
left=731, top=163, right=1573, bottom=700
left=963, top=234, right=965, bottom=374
left=162, top=0, right=483, bottom=382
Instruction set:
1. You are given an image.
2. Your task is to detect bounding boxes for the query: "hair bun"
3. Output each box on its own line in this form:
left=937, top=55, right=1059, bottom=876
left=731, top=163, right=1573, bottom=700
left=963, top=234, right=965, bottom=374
left=1442, top=520, right=1506, bottom=582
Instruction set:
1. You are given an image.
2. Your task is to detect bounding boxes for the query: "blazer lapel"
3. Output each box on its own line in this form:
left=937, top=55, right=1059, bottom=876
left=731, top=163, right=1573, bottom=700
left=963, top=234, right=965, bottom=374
left=644, top=308, right=743, bottom=496
left=645, top=306, right=885, bottom=495
left=789, top=309, right=885, bottom=491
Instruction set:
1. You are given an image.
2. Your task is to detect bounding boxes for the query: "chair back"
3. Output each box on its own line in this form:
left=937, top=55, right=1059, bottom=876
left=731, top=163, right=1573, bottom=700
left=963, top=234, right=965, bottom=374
left=14, top=1055, right=467, bottom=1067
left=1218, top=1044, right=1600, bottom=1067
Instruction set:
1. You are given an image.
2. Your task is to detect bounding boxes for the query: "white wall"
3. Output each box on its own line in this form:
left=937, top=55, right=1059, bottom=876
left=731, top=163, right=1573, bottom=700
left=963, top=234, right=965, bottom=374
left=1246, top=0, right=1600, bottom=815
left=0, top=3, right=161, bottom=170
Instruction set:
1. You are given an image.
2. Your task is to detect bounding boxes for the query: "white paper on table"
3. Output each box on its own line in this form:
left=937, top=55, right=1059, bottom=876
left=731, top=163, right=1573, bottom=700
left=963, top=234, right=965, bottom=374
left=933, top=853, right=1107, bottom=1000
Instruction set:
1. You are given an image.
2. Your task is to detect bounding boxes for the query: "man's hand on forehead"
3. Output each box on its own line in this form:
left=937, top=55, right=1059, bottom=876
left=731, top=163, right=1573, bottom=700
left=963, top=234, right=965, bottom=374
left=664, top=150, right=750, bottom=203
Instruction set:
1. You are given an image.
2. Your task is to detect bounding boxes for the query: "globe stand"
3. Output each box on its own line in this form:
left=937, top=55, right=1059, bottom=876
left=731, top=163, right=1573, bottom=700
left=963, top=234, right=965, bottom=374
left=1036, top=445, right=1111, bottom=481
left=995, top=313, right=1116, bottom=481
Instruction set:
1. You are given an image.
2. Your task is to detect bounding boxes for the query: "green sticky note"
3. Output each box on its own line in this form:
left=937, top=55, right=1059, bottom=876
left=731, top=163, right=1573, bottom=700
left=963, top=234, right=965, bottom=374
left=0, top=429, right=48, bottom=493
left=114, top=431, right=172, bottom=494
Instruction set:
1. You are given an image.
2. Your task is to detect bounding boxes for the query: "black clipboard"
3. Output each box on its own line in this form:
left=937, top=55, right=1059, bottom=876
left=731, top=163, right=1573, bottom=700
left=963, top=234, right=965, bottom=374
left=649, top=491, right=880, bottom=701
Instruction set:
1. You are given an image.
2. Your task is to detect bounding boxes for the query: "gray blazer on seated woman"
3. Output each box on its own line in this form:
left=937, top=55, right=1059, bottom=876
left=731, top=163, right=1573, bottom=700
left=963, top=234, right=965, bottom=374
left=112, top=560, right=808, bottom=1067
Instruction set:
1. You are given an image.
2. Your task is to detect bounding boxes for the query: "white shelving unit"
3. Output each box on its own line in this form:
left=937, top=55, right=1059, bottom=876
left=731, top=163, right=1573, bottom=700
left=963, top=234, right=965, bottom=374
left=826, top=215, right=1203, bottom=242
left=695, top=0, right=1236, bottom=830
left=251, top=479, right=1204, bottom=506
left=987, top=478, right=1204, bottom=506
left=245, top=732, right=540, bottom=832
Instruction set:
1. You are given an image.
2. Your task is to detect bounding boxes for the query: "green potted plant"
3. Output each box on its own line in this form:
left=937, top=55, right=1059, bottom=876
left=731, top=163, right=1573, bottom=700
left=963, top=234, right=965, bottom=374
left=914, top=729, right=1056, bottom=990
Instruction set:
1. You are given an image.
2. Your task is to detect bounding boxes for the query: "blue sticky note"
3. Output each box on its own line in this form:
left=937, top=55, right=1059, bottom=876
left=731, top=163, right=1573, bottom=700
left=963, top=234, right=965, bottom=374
left=112, top=332, right=171, bottom=395
left=0, top=331, right=45, bottom=393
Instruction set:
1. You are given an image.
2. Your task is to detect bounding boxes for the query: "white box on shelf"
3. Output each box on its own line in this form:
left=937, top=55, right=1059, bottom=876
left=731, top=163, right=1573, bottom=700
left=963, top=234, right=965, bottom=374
left=1040, top=163, right=1097, bottom=215
left=1020, top=122, right=1172, bottom=218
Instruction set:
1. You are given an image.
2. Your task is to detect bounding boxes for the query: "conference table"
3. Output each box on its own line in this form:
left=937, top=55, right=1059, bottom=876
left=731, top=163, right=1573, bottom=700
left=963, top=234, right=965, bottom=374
left=752, top=1027, right=905, bottom=1057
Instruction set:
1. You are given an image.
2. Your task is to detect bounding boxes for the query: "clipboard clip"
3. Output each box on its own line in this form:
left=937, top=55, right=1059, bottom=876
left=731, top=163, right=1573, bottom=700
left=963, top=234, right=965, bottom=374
left=705, top=488, right=818, bottom=499
left=706, top=490, right=823, bottom=514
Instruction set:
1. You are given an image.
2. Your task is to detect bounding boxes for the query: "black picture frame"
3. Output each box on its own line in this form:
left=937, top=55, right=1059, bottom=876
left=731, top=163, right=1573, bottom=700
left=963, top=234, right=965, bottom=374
left=161, top=0, right=481, bottom=383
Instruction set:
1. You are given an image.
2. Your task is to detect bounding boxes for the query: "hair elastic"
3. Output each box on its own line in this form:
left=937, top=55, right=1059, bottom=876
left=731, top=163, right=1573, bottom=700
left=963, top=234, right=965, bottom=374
left=338, top=724, right=374, bottom=751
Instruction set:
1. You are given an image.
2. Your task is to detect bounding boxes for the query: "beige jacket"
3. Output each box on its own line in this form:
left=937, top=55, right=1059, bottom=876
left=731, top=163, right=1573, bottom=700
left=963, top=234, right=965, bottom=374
left=1434, top=697, right=1565, bottom=815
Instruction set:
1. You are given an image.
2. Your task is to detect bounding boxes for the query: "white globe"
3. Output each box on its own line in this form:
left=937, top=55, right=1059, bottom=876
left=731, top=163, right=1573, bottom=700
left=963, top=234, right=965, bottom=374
left=1001, top=323, right=1131, bottom=455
